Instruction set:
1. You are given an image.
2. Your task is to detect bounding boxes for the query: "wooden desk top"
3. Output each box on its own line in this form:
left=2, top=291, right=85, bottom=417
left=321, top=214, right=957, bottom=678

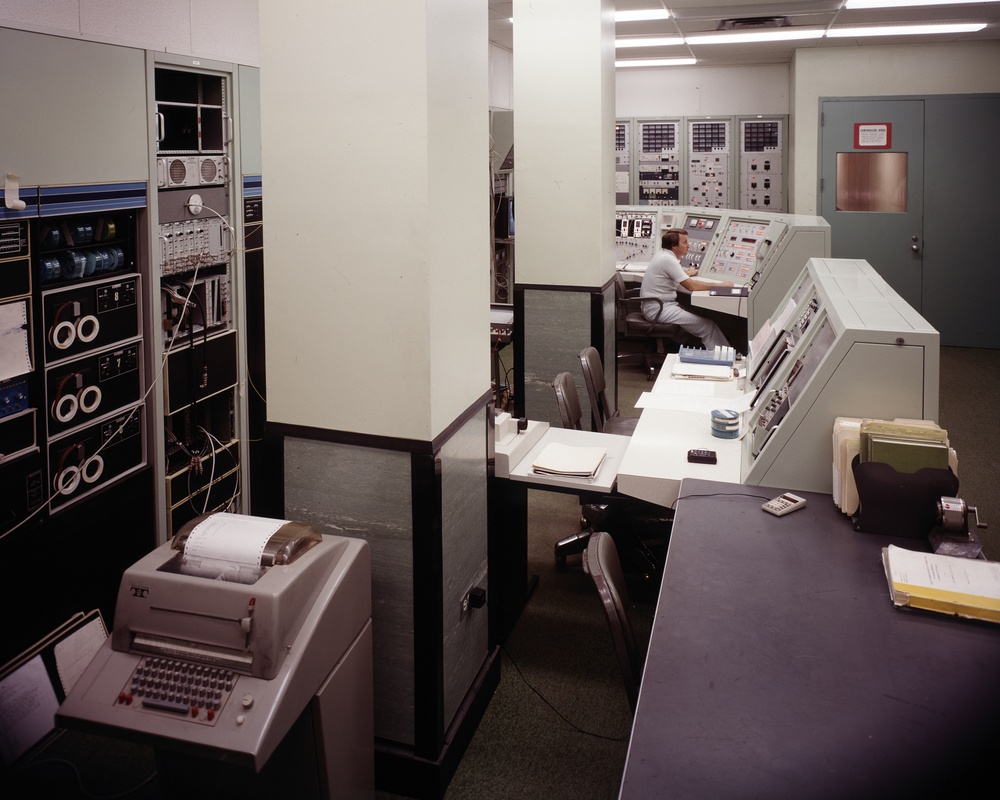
left=620, top=478, right=1000, bottom=799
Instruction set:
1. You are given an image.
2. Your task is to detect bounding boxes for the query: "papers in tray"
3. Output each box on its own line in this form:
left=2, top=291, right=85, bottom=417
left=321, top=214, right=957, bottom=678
left=882, top=545, right=1000, bottom=624
left=832, top=416, right=955, bottom=517
left=531, top=442, right=607, bottom=480
left=670, top=361, right=733, bottom=381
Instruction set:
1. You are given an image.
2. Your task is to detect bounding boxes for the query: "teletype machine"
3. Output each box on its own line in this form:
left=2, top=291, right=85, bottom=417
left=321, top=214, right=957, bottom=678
left=58, top=513, right=373, bottom=799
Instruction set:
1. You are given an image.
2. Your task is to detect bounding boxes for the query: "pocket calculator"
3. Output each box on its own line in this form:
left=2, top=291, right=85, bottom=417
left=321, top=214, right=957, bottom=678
left=762, top=493, right=807, bottom=516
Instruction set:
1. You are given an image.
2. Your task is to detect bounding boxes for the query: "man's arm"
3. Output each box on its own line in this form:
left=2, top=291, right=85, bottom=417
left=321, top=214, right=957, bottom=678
left=681, top=276, right=734, bottom=292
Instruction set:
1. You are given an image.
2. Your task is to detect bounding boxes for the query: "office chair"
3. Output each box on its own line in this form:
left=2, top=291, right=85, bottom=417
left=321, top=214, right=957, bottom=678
left=552, top=370, right=585, bottom=431
left=550, top=370, right=616, bottom=556
left=583, top=530, right=641, bottom=713
left=579, top=346, right=638, bottom=436
left=550, top=372, right=667, bottom=583
left=615, top=273, right=697, bottom=380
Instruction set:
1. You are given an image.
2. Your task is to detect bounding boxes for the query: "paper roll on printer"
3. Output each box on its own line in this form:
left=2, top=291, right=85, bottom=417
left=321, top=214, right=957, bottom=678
left=58, top=513, right=374, bottom=798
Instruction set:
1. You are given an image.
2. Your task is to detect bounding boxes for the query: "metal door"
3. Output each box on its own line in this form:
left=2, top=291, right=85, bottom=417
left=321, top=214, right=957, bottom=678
left=819, top=100, right=924, bottom=311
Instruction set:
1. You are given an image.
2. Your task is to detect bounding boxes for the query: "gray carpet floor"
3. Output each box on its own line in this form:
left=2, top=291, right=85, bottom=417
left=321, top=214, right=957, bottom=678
left=438, top=489, right=653, bottom=800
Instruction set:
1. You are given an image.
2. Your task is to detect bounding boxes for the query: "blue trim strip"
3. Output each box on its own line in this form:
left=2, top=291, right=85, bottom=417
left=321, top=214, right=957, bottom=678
left=243, top=175, right=263, bottom=197
left=0, top=187, right=39, bottom=220
left=39, top=182, right=148, bottom=217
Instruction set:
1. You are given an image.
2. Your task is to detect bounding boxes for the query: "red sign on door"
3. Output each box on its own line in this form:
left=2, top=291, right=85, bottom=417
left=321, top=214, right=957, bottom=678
left=854, top=122, right=892, bottom=149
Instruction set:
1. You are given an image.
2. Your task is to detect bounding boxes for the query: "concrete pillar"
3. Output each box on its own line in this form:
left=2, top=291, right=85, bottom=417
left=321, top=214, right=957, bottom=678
left=258, top=1, right=495, bottom=792
left=512, top=0, right=617, bottom=425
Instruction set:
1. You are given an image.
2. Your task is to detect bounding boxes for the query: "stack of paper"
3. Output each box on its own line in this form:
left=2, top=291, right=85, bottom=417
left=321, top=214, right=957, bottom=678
left=882, top=545, right=1000, bottom=624
left=670, top=361, right=733, bottom=381
left=531, top=442, right=607, bottom=479
left=832, top=417, right=863, bottom=514
left=860, top=418, right=950, bottom=472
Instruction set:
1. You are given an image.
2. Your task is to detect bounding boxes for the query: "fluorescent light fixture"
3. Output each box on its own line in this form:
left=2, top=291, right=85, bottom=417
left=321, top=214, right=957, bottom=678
left=827, top=22, right=988, bottom=36
left=616, top=57, right=698, bottom=68
left=846, top=0, right=998, bottom=8
left=687, top=28, right=825, bottom=45
left=615, top=36, right=686, bottom=49
left=615, top=10, right=671, bottom=23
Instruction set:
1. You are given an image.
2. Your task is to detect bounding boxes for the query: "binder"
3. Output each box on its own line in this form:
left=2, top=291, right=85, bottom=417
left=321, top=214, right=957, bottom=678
left=0, top=609, right=106, bottom=765
left=882, top=545, right=1000, bottom=624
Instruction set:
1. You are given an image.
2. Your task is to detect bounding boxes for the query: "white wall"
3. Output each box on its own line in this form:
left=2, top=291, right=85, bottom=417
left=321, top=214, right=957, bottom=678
left=791, top=41, right=1000, bottom=215
left=490, top=43, right=513, bottom=110
left=0, top=0, right=260, bottom=66
left=616, top=63, right=790, bottom=119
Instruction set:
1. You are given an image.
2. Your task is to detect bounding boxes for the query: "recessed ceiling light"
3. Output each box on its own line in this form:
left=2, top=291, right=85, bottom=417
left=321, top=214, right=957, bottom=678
left=615, top=10, right=672, bottom=23
left=846, top=0, right=998, bottom=8
left=615, top=37, right=686, bottom=49
left=616, top=58, right=698, bottom=68
left=686, top=28, right=825, bottom=45
left=827, top=22, right=988, bottom=36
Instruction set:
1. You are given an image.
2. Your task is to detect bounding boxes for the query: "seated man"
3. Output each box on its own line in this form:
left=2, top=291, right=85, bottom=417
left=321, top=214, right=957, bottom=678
left=639, top=228, right=734, bottom=350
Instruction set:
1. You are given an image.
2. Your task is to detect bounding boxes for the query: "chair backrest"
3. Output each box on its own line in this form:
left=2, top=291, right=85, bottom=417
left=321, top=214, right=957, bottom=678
left=583, top=531, right=641, bottom=713
left=614, top=272, right=628, bottom=307
left=579, top=346, right=613, bottom=432
left=615, top=273, right=652, bottom=336
left=552, top=371, right=583, bottom=430
left=617, top=272, right=693, bottom=346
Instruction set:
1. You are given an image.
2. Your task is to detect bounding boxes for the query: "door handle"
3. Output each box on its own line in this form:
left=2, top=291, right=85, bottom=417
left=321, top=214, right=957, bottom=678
left=911, top=235, right=919, bottom=253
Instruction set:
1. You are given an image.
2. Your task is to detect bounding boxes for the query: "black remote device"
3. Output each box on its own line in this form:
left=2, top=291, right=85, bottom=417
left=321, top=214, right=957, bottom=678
left=687, top=449, right=717, bottom=464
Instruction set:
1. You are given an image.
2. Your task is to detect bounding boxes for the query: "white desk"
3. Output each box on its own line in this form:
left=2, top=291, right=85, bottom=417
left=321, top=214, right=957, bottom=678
left=689, top=288, right=748, bottom=318
left=616, top=354, right=748, bottom=508
left=501, top=425, right=631, bottom=495
left=648, top=352, right=746, bottom=395
left=619, top=266, right=748, bottom=319
left=615, top=409, right=743, bottom=508
left=495, top=355, right=751, bottom=509
left=493, top=365, right=746, bottom=639
left=616, top=265, right=647, bottom=281
left=492, top=422, right=633, bottom=640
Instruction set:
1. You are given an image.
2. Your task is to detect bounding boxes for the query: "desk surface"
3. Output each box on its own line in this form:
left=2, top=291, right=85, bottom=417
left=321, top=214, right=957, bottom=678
left=617, top=356, right=746, bottom=507
left=690, top=288, right=748, bottom=318
left=620, top=479, right=1000, bottom=799
left=506, top=426, right=630, bottom=494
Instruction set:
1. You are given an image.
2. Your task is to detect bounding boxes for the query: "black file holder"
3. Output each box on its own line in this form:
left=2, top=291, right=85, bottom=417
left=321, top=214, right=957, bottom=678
left=851, top=455, right=959, bottom=539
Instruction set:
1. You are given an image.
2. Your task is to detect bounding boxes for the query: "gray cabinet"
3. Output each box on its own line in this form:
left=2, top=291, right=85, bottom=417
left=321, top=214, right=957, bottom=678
left=0, top=28, right=148, bottom=187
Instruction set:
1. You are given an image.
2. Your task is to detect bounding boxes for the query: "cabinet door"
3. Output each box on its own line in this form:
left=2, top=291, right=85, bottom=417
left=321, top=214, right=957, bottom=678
left=0, top=28, right=148, bottom=186
left=237, top=65, right=262, bottom=176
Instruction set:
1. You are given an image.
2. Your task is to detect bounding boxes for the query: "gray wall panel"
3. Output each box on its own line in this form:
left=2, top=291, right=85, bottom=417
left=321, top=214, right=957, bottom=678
left=439, top=409, right=490, bottom=728
left=523, top=289, right=592, bottom=426
left=283, top=437, right=416, bottom=746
